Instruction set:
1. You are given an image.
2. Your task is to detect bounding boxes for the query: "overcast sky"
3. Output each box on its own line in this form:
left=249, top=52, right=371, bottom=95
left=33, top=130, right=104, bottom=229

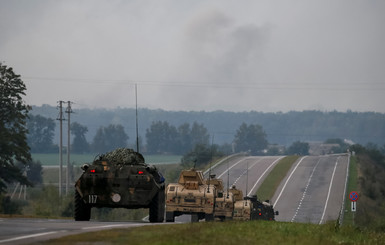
left=1, top=0, right=384, bottom=112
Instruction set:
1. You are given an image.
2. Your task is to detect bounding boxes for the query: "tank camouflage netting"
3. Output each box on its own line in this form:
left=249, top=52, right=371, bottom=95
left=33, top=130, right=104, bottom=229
left=97, top=148, right=145, bottom=165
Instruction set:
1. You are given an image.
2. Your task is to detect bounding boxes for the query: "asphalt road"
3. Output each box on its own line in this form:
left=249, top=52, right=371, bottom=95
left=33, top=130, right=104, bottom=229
left=206, top=155, right=284, bottom=197
left=272, top=154, right=349, bottom=224
left=0, top=218, right=173, bottom=245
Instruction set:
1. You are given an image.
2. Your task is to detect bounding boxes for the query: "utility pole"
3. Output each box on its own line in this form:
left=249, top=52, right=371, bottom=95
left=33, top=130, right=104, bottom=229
left=65, top=101, right=73, bottom=195
left=56, top=101, right=65, bottom=196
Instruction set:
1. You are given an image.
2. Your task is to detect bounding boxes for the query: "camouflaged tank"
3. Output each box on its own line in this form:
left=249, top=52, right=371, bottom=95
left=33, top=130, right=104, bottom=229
left=74, top=148, right=165, bottom=222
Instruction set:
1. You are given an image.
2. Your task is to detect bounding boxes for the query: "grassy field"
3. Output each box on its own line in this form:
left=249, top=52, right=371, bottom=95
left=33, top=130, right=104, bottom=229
left=32, top=153, right=182, bottom=166
left=256, top=155, right=300, bottom=201
left=35, top=220, right=385, bottom=245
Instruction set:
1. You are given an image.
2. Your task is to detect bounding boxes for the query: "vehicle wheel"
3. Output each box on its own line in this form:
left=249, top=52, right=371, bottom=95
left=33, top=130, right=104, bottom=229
left=149, top=190, right=165, bottom=223
left=166, top=211, right=175, bottom=222
left=205, top=213, right=214, bottom=221
left=74, top=190, right=91, bottom=221
left=191, top=214, right=199, bottom=222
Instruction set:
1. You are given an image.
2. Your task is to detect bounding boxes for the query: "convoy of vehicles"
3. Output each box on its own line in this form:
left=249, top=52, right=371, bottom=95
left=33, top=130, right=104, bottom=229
left=75, top=149, right=278, bottom=222
left=165, top=168, right=278, bottom=222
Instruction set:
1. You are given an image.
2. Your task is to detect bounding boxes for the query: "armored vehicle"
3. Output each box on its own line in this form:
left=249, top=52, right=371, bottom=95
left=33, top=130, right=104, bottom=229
left=205, top=175, right=234, bottom=221
left=165, top=168, right=216, bottom=222
left=74, top=148, right=165, bottom=222
left=230, top=186, right=278, bottom=221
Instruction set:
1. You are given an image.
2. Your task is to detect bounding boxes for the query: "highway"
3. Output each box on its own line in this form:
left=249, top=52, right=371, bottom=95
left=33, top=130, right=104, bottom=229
left=205, top=155, right=284, bottom=197
left=0, top=154, right=349, bottom=244
left=0, top=218, right=172, bottom=245
left=272, top=154, right=349, bottom=224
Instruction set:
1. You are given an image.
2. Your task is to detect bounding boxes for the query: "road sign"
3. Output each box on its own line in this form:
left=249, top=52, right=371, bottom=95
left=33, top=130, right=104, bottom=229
left=349, top=191, right=359, bottom=202
left=351, top=201, right=356, bottom=212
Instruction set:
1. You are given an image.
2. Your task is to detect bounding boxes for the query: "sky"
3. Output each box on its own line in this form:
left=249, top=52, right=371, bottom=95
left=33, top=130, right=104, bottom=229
left=1, top=0, right=384, bottom=112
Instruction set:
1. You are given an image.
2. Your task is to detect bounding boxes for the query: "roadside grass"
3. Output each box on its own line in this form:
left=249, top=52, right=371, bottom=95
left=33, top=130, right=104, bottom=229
left=35, top=220, right=385, bottom=245
left=343, top=155, right=358, bottom=226
left=256, top=155, right=300, bottom=201
left=32, top=153, right=182, bottom=166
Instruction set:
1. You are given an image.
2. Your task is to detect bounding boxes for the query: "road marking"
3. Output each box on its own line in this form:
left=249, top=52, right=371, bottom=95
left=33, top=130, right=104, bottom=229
left=291, top=158, right=321, bottom=222
left=82, top=224, right=138, bottom=230
left=230, top=157, right=263, bottom=187
left=273, top=156, right=308, bottom=207
left=0, top=231, right=60, bottom=244
left=319, top=156, right=340, bottom=224
left=217, top=158, right=248, bottom=179
left=248, top=156, right=284, bottom=196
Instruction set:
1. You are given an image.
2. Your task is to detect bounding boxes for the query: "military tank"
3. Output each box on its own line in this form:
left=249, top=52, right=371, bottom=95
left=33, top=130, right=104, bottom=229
left=165, top=168, right=216, bottom=222
left=74, top=148, right=165, bottom=222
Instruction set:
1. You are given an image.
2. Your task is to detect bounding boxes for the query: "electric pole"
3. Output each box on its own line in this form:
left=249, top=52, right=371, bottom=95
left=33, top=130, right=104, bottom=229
left=56, top=101, right=65, bottom=196
left=65, top=101, right=73, bottom=195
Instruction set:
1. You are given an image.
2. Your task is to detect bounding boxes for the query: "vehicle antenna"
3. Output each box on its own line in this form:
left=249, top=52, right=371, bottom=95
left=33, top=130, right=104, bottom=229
left=227, top=161, right=230, bottom=198
left=135, top=84, right=139, bottom=152
left=246, top=161, right=249, bottom=197
left=207, top=134, right=214, bottom=193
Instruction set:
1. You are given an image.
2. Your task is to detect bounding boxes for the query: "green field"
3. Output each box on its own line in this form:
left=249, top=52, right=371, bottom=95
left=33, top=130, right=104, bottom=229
left=35, top=221, right=385, bottom=245
left=32, top=153, right=182, bottom=166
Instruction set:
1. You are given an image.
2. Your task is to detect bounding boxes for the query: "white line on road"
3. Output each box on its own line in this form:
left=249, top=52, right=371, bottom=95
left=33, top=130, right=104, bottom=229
left=248, top=156, right=284, bottom=196
left=291, top=158, right=321, bottom=222
left=217, top=158, right=248, bottom=179
left=0, top=231, right=60, bottom=244
left=273, top=156, right=308, bottom=207
left=319, top=156, right=340, bottom=224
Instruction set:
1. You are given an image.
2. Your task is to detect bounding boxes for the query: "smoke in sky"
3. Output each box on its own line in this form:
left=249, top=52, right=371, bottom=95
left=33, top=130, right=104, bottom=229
left=1, top=0, right=384, bottom=112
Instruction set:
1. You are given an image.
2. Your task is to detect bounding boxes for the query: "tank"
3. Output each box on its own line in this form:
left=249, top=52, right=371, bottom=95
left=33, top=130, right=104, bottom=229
left=205, top=175, right=234, bottom=221
left=74, top=148, right=165, bottom=222
left=165, top=168, right=216, bottom=222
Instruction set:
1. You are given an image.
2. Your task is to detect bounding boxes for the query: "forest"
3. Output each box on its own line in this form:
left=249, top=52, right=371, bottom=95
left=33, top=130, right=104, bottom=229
left=29, top=105, right=385, bottom=152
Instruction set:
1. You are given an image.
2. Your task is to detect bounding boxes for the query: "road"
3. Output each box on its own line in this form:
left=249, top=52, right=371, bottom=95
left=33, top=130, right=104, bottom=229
left=272, top=154, right=349, bottom=224
left=205, top=155, right=284, bottom=198
left=0, top=154, right=349, bottom=244
left=0, top=218, right=175, bottom=245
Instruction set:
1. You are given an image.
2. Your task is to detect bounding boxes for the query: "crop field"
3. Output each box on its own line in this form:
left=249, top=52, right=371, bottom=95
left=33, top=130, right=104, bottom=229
left=32, top=153, right=182, bottom=166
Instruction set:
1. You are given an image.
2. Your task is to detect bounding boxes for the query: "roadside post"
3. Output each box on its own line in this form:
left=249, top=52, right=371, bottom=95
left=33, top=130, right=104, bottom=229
left=349, top=191, right=359, bottom=225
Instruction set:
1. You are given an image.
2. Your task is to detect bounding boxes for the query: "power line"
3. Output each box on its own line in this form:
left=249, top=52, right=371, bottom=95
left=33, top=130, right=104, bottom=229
left=23, top=76, right=385, bottom=91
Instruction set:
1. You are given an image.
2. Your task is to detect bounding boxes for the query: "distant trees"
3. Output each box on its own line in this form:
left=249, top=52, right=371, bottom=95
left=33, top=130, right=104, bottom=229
left=27, top=114, right=56, bottom=153
left=146, top=121, right=178, bottom=154
left=0, top=63, right=31, bottom=193
left=145, top=121, right=210, bottom=154
left=181, top=143, right=223, bottom=168
left=71, top=122, right=89, bottom=153
left=233, top=123, right=268, bottom=155
left=287, top=141, right=309, bottom=155
left=91, top=124, right=129, bottom=153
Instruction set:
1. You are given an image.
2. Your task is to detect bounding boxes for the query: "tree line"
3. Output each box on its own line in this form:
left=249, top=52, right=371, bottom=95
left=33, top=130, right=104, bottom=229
left=26, top=114, right=272, bottom=156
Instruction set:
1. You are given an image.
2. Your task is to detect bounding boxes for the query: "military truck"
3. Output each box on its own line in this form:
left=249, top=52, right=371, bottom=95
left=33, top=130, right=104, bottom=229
left=205, top=175, right=234, bottom=221
left=165, top=169, right=216, bottom=222
left=74, top=148, right=165, bottom=222
left=230, top=186, right=278, bottom=221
